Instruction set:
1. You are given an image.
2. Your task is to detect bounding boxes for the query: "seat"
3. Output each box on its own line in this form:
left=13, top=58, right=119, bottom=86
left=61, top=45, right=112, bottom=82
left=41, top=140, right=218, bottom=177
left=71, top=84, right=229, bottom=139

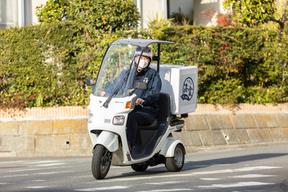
left=139, top=93, right=171, bottom=130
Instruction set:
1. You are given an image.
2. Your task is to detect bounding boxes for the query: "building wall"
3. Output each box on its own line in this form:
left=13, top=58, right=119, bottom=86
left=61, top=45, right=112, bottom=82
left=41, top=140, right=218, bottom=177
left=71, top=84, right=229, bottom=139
left=141, top=0, right=167, bottom=28
left=0, top=0, right=18, bottom=28
left=193, top=0, right=226, bottom=26
left=168, top=0, right=194, bottom=21
left=0, top=0, right=46, bottom=28
left=1, top=0, right=227, bottom=29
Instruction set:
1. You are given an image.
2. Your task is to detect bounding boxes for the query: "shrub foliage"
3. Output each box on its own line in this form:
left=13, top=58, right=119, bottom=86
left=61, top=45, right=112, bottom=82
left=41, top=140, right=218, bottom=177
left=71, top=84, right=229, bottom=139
left=151, top=26, right=288, bottom=104
left=0, top=23, right=287, bottom=108
left=36, top=0, right=139, bottom=32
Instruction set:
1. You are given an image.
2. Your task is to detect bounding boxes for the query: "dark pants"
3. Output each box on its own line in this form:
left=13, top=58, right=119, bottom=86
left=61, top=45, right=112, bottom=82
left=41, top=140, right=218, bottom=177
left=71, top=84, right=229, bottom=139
left=126, top=106, right=157, bottom=148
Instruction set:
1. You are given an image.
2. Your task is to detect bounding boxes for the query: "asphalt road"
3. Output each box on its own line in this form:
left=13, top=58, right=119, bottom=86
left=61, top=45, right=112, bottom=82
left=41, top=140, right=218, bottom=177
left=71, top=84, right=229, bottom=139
left=1, top=144, right=288, bottom=192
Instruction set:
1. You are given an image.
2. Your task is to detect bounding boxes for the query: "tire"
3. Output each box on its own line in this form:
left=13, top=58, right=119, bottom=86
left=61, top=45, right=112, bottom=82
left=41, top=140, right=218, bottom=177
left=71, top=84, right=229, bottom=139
left=92, top=145, right=112, bottom=179
left=131, top=163, right=148, bottom=172
left=165, top=144, right=185, bottom=172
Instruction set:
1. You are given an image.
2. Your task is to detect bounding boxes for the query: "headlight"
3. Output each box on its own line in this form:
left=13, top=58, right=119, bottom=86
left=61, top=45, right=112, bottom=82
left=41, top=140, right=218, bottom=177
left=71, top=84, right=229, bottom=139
left=112, top=115, right=125, bottom=125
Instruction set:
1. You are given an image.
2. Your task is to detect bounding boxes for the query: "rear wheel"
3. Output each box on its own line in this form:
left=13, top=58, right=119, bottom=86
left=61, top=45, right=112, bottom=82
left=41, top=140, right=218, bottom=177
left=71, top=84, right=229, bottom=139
left=131, top=163, right=148, bottom=172
left=165, top=144, right=185, bottom=172
left=92, top=145, right=112, bottom=179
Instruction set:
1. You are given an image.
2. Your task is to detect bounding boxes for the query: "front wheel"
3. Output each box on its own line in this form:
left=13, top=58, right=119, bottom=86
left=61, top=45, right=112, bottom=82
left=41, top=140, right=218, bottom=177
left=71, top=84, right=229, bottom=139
left=92, top=145, right=112, bottom=179
left=165, top=144, right=185, bottom=172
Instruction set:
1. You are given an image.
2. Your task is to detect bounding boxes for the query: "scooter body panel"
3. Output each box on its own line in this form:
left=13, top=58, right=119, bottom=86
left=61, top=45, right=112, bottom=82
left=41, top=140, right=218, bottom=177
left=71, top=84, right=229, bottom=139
left=88, top=94, right=132, bottom=162
left=160, top=137, right=185, bottom=157
left=94, top=131, right=119, bottom=152
left=122, top=124, right=173, bottom=165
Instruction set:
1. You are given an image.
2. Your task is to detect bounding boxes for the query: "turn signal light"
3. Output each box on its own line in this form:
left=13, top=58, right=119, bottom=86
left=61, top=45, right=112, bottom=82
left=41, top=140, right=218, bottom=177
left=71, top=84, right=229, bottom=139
left=125, top=101, right=132, bottom=109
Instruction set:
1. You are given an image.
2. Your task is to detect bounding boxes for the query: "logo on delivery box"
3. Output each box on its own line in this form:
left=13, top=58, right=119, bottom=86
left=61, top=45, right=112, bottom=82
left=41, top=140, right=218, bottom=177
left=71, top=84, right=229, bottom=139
left=181, top=77, right=194, bottom=101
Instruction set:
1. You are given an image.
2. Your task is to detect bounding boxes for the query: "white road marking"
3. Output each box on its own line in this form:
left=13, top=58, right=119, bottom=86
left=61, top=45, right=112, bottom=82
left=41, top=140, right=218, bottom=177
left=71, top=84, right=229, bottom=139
left=235, top=166, right=280, bottom=172
left=1, top=170, right=74, bottom=178
left=74, top=186, right=129, bottom=191
left=4, top=166, right=73, bottom=177
left=232, top=174, right=276, bottom=178
left=111, top=166, right=130, bottom=169
left=0, top=182, right=9, bottom=185
left=8, top=166, right=73, bottom=173
left=200, top=173, right=275, bottom=181
left=36, top=163, right=66, bottom=167
left=200, top=178, right=222, bottom=181
left=99, top=166, right=281, bottom=183
left=26, top=160, right=62, bottom=165
left=198, top=182, right=274, bottom=189
left=136, top=189, right=192, bottom=192
left=2, top=174, right=30, bottom=178
left=25, top=186, right=49, bottom=189
left=0, top=160, right=24, bottom=164
left=192, top=166, right=281, bottom=175
left=31, top=179, right=46, bottom=182
left=36, top=170, right=74, bottom=175
left=8, top=168, right=43, bottom=173
left=145, top=181, right=186, bottom=185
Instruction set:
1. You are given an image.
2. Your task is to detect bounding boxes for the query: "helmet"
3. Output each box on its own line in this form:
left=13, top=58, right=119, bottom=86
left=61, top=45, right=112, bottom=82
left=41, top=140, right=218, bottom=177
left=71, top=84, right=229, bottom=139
left=134, top=46, right=153, bottom=61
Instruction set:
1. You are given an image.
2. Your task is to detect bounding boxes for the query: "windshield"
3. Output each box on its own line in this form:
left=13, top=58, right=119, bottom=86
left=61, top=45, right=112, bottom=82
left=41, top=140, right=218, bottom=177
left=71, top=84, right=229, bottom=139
left=93, top=44, right=138, bottom=97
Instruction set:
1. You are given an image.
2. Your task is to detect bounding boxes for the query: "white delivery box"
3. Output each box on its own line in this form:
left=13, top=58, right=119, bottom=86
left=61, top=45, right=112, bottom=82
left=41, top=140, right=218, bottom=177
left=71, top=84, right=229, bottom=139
left=154, top=64, right=198, bottom=115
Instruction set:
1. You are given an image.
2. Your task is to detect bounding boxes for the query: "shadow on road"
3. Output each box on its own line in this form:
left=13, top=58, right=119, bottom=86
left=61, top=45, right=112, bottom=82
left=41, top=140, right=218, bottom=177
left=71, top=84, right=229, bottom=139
left=107, top=153, right=288, bottom=179
left=183, top=153, right=288, bottom=171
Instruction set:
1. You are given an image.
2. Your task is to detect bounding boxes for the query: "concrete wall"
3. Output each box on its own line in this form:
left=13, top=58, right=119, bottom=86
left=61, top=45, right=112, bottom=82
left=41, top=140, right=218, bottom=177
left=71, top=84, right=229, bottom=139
left=0, top=107, right=90, bottom=157
left=0, top=105, right=287, bottom=157
left=175, top=108, right=288, bottom=152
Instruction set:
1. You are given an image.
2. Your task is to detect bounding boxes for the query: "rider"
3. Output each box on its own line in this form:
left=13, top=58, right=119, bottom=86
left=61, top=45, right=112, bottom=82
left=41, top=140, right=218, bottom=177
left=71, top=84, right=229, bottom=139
left=127, top=46, right=162, bottom=153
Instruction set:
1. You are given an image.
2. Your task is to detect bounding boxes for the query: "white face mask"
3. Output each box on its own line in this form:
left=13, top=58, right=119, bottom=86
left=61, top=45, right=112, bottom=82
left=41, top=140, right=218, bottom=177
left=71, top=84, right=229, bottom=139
left=137, top=59, right=149, bottom=72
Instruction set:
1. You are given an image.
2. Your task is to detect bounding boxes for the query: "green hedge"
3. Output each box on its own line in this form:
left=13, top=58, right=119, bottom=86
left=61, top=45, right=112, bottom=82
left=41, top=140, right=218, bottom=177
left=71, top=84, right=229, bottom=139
left=151, top=26, right=288, bottom=104
left=0, top=23, right=99, bottom=108
left=0, top=23, right=287, bottom=108
left=0, top=23, right=145, bottom=108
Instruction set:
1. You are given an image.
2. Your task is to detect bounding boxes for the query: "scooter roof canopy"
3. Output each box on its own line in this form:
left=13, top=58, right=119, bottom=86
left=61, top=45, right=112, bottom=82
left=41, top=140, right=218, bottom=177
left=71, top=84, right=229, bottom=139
left=111, top=39, right=174, bottom=47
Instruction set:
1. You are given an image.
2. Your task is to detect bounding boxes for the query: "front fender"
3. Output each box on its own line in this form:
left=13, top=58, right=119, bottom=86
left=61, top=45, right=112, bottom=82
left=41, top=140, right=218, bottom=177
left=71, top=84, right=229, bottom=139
left=160, top=138, right=185, bottom=157
left=94, top=131, right=119, bottom=152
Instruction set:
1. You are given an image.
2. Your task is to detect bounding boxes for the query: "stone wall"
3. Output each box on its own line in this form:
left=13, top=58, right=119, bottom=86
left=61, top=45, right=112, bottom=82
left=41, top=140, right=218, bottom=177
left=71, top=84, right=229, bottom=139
left=0, top=105, right=287, bottom=157
left=175, top=110, right=288, bottom=152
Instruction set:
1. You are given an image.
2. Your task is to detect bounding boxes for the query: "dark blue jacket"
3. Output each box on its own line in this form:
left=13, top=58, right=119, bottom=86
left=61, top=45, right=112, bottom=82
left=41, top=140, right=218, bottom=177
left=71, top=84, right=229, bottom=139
left=134, top=67, right=162, bottom=107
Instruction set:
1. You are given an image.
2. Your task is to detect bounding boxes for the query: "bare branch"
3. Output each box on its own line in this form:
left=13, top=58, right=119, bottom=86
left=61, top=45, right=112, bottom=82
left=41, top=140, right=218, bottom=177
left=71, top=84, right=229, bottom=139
left=268, top=17, right=284, bottom=25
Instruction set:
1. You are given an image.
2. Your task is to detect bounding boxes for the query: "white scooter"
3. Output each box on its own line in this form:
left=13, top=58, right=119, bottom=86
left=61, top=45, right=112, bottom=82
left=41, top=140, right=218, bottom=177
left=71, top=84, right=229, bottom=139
left=86, top=39, right=197, bottom=180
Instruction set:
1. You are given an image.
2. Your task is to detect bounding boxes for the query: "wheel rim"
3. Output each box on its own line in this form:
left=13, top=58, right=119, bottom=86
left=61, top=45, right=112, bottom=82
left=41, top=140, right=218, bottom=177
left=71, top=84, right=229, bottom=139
left=174, top=146, right=184, bottom=167
left=100, top=149, right=112, bottom=173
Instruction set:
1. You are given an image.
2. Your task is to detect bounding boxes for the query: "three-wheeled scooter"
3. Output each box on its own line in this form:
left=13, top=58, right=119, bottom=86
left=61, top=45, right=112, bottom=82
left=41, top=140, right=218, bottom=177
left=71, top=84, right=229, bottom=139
left=87, top=39, right=198, bottom=179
